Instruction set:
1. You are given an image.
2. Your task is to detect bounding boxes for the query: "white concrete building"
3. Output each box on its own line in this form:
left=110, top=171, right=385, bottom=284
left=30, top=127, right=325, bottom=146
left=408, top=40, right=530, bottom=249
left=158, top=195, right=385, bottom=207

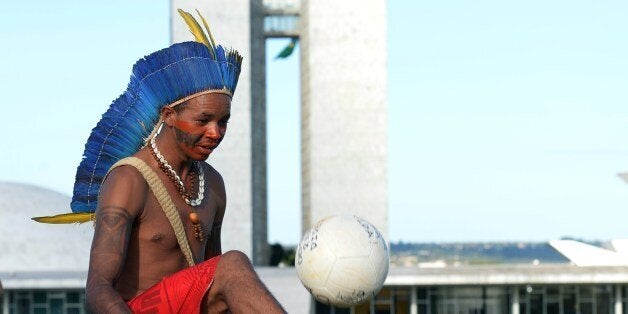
left=0, top=182, right=91, bottom=313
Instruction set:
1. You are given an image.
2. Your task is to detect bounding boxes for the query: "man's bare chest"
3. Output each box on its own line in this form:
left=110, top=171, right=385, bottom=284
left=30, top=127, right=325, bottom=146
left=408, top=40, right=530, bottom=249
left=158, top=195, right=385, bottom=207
left=134, top=191, right=217, bottom=254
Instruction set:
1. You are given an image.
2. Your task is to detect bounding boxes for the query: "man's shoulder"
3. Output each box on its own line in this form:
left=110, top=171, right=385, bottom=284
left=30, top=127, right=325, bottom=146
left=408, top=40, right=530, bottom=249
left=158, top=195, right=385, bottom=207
left=105, top=153, right=154, bottom=183
left=97, top=158, right=150, bottom=218
left=103, top=161, right=149, bottom=193
left=200, top=162, right=226, bottom=201
left=107, top=160, right=145, bottom=178
left=200, top=162, right=224, bottom=184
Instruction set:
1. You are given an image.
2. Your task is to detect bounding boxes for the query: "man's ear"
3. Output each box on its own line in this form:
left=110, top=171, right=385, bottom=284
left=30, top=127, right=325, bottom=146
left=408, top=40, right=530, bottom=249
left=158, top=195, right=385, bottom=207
left=162, top=106, right=176, bottom=126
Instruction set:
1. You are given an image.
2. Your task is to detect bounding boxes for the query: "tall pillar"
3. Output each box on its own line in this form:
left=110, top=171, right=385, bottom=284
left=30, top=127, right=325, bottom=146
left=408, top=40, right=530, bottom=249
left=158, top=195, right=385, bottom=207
left=300, top=0, right=389, bottom=238
left=615, top=285, right=623, bottom=314
left=171, top=0, right=268, bottom=265
left=410, top=286, right=418, bottom=314
left=2, top=289, right=8, bottom=314
left=511, top=286, right=520, bottom=314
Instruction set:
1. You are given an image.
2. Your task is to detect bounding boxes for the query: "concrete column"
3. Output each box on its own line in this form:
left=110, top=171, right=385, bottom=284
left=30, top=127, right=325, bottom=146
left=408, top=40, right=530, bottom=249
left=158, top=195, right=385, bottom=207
left=309, top=296, right=316, bottom=314
left=2, top=289, right=8, bottom=314
left=511, top=286, right=520, bottom=314
left=171, top=0, right=269, bottom=265
left=615, top=285, right=623, bottom=314
left=410, top=286, right=418, bottom=314
left=299, top=0, right=388, bottom=238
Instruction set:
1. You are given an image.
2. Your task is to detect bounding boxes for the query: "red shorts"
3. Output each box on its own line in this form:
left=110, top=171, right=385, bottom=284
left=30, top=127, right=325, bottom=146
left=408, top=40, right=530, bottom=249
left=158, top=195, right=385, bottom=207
left=126, top=256, right=220, bottom=313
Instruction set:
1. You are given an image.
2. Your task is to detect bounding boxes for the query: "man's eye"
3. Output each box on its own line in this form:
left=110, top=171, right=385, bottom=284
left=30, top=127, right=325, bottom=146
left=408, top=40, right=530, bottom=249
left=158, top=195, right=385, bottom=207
left=196, top=119, right=209, bottom=124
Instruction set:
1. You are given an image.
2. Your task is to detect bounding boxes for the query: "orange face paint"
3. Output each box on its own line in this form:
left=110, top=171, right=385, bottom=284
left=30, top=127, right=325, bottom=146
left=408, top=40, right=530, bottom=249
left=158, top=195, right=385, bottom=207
left=173, top=120, right=201, bottom=134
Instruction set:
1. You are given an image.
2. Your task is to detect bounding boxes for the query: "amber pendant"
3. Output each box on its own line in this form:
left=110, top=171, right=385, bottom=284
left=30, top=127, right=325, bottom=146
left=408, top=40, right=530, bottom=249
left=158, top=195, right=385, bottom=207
left=189, top=212, right=204, bottom=242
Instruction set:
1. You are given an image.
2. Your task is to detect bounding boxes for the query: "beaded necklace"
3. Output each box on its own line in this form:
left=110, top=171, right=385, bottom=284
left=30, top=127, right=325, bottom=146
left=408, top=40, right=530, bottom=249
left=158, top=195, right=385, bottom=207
left=149, top=135, right=205, bottom=242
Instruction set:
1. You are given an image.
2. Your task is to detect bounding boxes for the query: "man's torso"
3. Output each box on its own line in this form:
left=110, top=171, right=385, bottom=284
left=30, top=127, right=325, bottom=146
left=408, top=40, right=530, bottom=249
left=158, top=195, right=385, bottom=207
left=112, top=150, right=222, bottom=300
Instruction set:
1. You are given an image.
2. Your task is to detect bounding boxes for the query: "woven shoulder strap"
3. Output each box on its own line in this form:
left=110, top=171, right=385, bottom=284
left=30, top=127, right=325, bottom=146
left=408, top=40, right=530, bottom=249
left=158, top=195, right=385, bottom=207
left=107, top=157, right=196, bottom=266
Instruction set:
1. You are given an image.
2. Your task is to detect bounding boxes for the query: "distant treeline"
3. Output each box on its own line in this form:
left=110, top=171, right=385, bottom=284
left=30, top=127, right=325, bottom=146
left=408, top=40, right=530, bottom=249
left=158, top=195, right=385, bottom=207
left=389, top=241, right=594, bottom=264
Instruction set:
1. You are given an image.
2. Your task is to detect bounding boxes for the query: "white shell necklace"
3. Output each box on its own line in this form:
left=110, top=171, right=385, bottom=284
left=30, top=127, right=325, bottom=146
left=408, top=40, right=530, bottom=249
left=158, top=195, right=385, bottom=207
left=149, top=135, right=205, bottom=207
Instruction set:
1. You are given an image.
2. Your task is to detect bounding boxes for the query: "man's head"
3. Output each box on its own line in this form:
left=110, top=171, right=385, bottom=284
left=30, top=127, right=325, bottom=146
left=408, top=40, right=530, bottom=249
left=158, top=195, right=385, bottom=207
left=68, top=9, right=242, bottom=213
left=162, top=93, right=232, bottom=161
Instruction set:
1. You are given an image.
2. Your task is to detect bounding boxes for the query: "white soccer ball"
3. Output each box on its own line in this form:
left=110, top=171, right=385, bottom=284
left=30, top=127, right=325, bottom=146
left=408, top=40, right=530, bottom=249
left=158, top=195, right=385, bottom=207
left=295, top=214, right=389, bottom=307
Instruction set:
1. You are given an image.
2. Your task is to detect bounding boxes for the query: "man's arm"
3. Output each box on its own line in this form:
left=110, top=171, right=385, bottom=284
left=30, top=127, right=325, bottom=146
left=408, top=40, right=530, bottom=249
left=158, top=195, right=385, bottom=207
left=205, top=219, right=223, bottom=259
left=85, top=167, right=146, bottom=313
left=205, top=165, right=226, bottom=260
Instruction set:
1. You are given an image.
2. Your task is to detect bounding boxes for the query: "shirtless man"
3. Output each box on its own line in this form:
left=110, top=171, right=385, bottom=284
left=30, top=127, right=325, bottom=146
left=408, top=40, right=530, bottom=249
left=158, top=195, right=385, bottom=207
left=32, top=9, right=285, bottom=313
left=85, top=93, right=285, bottom=312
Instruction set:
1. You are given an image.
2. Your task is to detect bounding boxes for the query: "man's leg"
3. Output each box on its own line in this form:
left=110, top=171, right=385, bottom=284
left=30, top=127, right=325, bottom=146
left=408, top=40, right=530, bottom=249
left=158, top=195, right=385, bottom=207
left=203, top=250, right=286, bottom=313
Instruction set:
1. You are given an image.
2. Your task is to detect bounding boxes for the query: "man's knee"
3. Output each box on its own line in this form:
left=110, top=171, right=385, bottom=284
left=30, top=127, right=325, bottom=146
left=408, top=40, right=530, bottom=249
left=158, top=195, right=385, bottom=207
left=220, top=250, right=252, bottom=266
left=217, top=250, right=254, bottom=274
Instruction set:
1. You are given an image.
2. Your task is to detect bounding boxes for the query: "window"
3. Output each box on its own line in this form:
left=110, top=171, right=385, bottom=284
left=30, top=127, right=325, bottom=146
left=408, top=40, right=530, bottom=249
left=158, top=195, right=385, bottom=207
left=4, top=289, right=86, bottom=314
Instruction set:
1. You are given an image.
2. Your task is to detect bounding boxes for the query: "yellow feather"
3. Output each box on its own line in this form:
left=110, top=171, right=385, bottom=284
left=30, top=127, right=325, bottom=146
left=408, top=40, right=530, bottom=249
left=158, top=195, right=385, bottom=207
left=177, top=9, right=214, bottom=59
left=32, top=212, right=95, bottom=224
left=196, top=9, right=217, bottom=49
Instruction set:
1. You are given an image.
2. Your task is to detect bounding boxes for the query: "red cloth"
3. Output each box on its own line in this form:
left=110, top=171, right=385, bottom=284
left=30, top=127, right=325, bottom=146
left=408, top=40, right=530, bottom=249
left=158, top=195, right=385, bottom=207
left=126, top=256, right=221, bottom=313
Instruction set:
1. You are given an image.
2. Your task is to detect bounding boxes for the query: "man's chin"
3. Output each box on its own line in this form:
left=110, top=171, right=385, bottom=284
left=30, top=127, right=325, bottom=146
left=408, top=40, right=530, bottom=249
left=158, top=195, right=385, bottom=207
left=195, top=145, right=217, bottom=156
left=192, top=153, right=211, bottom=161
left=190, top=150, right=213, bottom=161
left=191, top=146, right=216, bottom=160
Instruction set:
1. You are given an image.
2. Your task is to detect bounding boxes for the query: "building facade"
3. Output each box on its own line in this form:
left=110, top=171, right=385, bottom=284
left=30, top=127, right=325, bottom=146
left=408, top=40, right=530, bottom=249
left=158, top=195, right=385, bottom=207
left=0, top=182, right=92, bottom=314
left=315, top=265, right=628, bottom=314
left=170, top=0, right=389, bottom=265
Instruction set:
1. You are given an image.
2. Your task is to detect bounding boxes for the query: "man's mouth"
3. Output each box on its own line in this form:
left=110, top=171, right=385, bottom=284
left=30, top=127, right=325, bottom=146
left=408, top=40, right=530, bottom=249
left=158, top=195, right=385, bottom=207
left=197, top=143, right=218, bottom=154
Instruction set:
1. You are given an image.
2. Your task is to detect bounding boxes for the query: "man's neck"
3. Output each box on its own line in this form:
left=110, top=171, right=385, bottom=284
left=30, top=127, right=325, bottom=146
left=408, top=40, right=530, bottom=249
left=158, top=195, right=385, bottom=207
left=152, top=132, right=195, bottom=178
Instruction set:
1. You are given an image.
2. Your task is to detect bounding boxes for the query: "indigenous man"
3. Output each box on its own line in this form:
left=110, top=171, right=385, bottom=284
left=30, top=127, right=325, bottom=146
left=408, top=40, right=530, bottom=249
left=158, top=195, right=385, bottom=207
left=34, top=10, right=285, bottom=313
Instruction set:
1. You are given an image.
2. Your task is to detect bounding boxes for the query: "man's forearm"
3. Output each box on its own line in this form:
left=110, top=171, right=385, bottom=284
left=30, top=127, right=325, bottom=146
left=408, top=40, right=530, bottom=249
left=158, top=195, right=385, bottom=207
left=85, top=206, right=133, bottom=313
left=86, top=283, right=131, bottom=314
left=86, top=205, right=134, bottom=314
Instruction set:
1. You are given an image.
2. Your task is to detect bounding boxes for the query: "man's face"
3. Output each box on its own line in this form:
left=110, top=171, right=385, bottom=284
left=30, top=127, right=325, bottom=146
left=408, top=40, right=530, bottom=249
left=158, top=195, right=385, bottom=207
left=169, top=93, right=231, bottom=161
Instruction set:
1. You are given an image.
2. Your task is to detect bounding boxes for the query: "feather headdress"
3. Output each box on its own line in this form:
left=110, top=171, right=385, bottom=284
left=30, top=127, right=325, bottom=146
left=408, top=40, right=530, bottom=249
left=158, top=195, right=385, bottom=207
left=33, top=9, right=242, bottom=224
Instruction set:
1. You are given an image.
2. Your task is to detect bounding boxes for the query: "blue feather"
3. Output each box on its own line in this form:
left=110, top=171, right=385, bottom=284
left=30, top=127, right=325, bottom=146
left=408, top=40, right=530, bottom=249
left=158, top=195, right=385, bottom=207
left=71, top=41, right=242, bottom=212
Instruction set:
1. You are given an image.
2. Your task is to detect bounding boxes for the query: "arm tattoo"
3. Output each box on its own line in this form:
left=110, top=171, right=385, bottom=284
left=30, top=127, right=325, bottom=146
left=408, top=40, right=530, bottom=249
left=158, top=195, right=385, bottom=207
left=86, top=206, right=134, bottom=313
left=94, top=206, right=132, bottom=256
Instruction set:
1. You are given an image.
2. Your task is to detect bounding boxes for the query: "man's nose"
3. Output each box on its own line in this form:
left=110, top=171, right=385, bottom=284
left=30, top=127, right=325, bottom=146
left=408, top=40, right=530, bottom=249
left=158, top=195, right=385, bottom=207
left=204, top=123, right=221, bottom=139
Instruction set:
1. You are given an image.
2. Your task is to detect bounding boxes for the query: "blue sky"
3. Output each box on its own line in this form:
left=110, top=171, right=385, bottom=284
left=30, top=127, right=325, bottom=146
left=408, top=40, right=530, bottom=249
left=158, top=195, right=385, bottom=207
left=2, top=1, right=628, bottom=244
